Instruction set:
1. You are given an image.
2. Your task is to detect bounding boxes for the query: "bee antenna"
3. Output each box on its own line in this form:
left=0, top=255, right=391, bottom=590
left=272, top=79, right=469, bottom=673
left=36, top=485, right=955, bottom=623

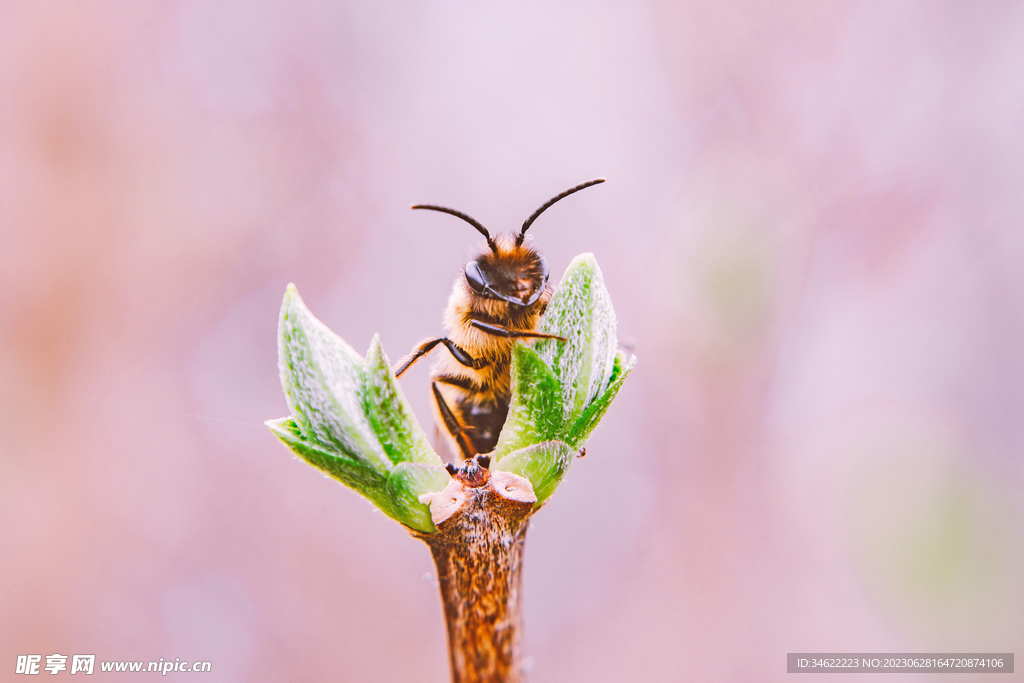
left=517, top=178, right=606, bottom=246
left=412, top=204, right=498, bottom=253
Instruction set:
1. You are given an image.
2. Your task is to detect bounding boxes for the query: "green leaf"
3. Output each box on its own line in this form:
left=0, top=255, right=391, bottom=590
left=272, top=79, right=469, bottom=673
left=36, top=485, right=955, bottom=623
left=385, top=463, right=451, bottom=533
left=492, top=441, right=573, bottom=505
left=277, top=285, right=390, bottom=475
left=491, top=255, right=629, bottom=502
left=533, top=253, right=618, bottom=423
left=492, top=344, right=564, bottom=460
left=362, top=334, right=440, bottom=467
left=272, top=285, right=450, bottom=532
left=486, top=255, right=633, bottom=505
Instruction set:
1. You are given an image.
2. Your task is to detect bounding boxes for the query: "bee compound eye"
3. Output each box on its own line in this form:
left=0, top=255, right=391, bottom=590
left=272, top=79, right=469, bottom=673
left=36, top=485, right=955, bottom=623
left=537, top=254, right=550, bottom=285
left=464, top=260, right=487, bottom=294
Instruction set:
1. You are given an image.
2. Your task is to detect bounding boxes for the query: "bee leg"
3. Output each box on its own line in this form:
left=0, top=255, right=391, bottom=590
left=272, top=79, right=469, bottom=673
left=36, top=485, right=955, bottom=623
left=469, top=319, right=566, bottom=341
left=394, top=338, right=443, bottom=377
left=432, top=381, right=476, bottom=459
left=394, top=337, right=488, bottom=377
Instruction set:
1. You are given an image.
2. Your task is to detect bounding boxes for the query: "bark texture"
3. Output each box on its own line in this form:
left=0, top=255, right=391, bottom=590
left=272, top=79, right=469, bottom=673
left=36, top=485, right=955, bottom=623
left=417, top=461, right=535, bottom=683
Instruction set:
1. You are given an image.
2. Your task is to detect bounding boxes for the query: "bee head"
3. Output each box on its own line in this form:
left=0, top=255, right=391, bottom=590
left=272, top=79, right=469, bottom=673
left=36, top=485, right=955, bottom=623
left=464, top=241, right=549, bottom=308
left=412, top=178, right=605, bottom=308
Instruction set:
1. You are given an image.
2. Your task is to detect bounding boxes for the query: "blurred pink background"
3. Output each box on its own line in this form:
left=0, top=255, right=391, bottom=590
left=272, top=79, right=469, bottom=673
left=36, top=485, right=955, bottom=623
left=2, top=1, right=1023, bottom=681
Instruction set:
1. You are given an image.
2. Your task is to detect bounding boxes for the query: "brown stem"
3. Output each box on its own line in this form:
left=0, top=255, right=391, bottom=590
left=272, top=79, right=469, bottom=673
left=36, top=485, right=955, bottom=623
left=415, top=460, right=537, bottom=683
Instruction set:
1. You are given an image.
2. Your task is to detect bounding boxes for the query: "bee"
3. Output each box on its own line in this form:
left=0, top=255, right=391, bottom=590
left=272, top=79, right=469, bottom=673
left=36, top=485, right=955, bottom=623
left=394, top=178, right=606, bottom=461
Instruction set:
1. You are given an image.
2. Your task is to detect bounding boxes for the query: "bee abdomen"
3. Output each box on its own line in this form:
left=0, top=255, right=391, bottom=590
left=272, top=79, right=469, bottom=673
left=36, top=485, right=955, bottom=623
left=457, top=395, right=509, bottom=455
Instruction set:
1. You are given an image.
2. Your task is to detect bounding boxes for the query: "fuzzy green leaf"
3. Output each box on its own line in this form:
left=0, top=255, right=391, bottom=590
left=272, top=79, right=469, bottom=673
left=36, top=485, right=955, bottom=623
left=277, top=285, right=390, bottom=475
left=533, top=253, right=618, bottom=421
left=385, top=463, right=451, bottom=533
left=271, top=285, right=450, bottom=532
left=492, top=345, right=564, bottom=459
left=490, top=255, right=630, bottom=504
left=492, top=441, right=573, bottom=505
left=363, top=334, right=440, bottom=467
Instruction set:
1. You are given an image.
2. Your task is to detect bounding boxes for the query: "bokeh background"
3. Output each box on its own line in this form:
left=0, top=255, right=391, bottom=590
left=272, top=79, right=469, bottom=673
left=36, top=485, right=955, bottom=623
left=2, top=1, right=1023, bottom=681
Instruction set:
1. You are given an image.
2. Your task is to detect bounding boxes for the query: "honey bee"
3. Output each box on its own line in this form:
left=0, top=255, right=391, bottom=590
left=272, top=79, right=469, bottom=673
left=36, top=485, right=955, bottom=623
left=394, top=178, right=606, bottom=461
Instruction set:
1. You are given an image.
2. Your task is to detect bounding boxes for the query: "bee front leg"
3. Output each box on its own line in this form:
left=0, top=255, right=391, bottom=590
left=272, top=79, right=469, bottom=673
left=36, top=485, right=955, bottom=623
left=394, top=337, right=488, bottom=377
left=432, top=381, right=476, bottom=460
